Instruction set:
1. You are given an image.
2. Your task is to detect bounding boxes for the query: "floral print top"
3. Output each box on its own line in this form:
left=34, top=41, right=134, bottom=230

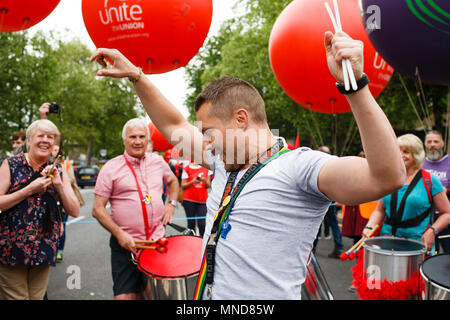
left=0, top=153, right=61, bottom=266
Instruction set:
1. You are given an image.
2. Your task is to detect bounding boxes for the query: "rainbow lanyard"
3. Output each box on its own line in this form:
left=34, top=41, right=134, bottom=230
left=193, top=139, right=290, bottom=300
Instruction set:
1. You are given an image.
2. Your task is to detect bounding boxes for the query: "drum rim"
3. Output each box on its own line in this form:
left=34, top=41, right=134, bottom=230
left=419, top=253, right=450, bottom=290
left=363, top=236, right=427, bottom=256
left=135, top=234, right=202, bottom=279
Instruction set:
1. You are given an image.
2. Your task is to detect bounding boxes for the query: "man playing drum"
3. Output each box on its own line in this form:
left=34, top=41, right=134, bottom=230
left=92, top=118, right=179, bottom=300
left=89, top=31, right=406, bottom=299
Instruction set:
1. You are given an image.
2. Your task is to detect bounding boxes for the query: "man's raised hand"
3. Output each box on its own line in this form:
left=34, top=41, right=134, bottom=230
left=90, top=48, right=140, bottom=80
left=324, top=31, right=364, bottom=84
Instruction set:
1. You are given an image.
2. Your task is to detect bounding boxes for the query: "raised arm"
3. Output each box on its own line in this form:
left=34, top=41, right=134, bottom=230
left=318, top=31, right=405, bottom=204
left=89, top=49, right=208, bottom=168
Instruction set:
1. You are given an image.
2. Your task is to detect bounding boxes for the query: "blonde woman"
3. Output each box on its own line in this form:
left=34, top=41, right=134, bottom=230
left=363, top=134, right=450, bottom=251
left=0, top=119, right=80, bottom=300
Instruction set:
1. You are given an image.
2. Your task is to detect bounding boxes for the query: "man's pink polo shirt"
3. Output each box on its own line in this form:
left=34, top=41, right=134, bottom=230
left=94, top=151, right=174, bottom=240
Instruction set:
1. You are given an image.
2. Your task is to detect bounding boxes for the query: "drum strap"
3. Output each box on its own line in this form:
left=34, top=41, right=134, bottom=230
left=193, top=139, right=290, bottom=300
left=123, top=155, right=155, bottom=240
left=386, top=170, right=433, bottom=236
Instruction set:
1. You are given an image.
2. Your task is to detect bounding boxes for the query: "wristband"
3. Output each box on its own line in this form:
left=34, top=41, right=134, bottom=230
left=429, top=226, right=439, bottom=236
left=364, top=226, right=373, bottom=230
left=336, top=73, right=369, bottom=94
left=168, top=200, right=178, bottom=208
left=128, top=67, right=143, bottom=83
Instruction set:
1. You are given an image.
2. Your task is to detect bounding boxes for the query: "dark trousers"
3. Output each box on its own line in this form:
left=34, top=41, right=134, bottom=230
left=182, top=200, right=206, bottom=237
left=313, top=206, right=343, bottom=251
left=438, top=226, right=450, bottom=253
left=58, top=213, right=69, bottom=251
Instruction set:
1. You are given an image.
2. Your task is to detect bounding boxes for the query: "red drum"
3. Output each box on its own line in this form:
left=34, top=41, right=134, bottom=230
left=135, top=235, right=202, bottom=299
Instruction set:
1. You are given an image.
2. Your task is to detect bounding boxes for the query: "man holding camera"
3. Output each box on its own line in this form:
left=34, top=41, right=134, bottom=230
left=7, top=103, right=58, bottom=157
left=39, top=102, right=59, bottom=119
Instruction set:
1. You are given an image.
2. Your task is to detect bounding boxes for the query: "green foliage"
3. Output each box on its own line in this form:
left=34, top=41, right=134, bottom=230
left=184, top=0, right=449, bottom=155
left=0, top=31, right=143, bottom=161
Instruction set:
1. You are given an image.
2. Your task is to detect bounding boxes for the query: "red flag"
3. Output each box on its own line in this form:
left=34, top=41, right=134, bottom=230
left=295, top=135, right=300, bottom=149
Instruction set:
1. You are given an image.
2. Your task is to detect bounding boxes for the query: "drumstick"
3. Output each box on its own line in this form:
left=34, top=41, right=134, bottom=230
left=324, top=0, right=358, bottom=91
left=46, top=155, right=62, bottom=178
left=332, top=0, right=358, bottom=91
left=135, top=245, right=157, bottom=249
left=340, top=224, right=379, bottom=260
left=349, top=236, right=366, bottom=252
left=343, top=232, right=367, bottom=256
left=366, top=224, right=380, bottom=238
left=135, top=245, right=168, bottom=253
left=134, top=237, right=168, bottom=246
left=348, top=225, right=380, bottom=259
left=340, top=236, right=365, bottom=260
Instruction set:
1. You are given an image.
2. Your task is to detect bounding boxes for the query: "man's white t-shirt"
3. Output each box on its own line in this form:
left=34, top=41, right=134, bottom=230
left=202, top=147, right=334, bottom=299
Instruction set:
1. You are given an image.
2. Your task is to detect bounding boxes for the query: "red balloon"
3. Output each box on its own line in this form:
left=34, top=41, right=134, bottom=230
left=148, top=122, right=173, bottom=152
left=0, top=0, right=60, bottom=32
left=269, top=0, right=394, bottom=113
left=163, top=148, right=181, bottom=163
left=82, top=0, right=213, bottom=74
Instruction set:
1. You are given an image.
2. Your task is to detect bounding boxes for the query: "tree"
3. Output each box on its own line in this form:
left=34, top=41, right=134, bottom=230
left=0, top=31, right=143, bottom=161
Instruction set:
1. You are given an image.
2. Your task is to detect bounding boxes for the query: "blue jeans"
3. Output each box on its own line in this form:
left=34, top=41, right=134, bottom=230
left=57, top=213, right=69, bottom=252
left=326, top=206, right=343, bottom=249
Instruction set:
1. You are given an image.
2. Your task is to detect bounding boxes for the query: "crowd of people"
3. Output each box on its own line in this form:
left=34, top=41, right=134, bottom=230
left=1, top=29, right=450, bottom=301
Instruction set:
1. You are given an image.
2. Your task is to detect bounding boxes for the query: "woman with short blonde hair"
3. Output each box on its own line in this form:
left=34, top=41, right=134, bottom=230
left=0, top=119, right=79, bottom=300
left=397, top=133, right=425, bottom=169
left=364, top=133, right=450, bottom=252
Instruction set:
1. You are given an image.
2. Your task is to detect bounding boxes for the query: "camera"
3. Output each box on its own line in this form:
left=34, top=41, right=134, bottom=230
left=49, top=102, right=60, bottom=114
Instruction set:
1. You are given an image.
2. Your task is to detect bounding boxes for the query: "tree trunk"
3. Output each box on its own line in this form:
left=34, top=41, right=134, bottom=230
left=86, top=139, right=93, bottom=166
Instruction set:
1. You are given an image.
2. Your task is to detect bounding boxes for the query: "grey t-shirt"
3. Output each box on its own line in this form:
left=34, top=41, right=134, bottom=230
left=202, top=147, right=334, bottom=299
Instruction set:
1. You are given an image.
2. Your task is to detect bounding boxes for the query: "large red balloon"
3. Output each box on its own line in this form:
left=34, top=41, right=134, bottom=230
left=0, top=0, right=60, bottom=32
left=148, top=123, right=173, bottom=152
left=269, top=0, right=394, bottom=113
left=82, top=0, right=213, bottom=74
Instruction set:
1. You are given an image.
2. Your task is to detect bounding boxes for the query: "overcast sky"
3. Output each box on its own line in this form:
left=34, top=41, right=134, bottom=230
left=28, top=0, right=241, bottom=120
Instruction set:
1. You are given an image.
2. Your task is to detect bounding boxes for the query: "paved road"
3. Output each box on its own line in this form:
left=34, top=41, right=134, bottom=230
left=46, top=188, right=359, bottom=300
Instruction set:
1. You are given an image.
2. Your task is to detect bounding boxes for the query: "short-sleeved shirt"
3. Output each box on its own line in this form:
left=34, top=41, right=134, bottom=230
left=423, top=155, right=450, bottom=189
left=94, top=151, right=173, bottom=241
left=181, top=164, right=212, bottom=203
left=381, top=173, right=444, bottom=240
left=202, top=147, right=334, bottom=300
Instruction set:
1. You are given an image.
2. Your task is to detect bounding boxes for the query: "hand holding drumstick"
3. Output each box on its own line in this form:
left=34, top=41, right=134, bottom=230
left=340, top=225, right=379, bottom=261
left=134, top=237, right=169, bottom=253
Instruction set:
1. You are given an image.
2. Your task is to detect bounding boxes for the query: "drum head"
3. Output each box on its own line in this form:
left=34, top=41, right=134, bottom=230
left=364, top=236, right=426, bottom=255
left=136, top=235, right=202, bottom=279
left=422, top=253, right=450, bottom=289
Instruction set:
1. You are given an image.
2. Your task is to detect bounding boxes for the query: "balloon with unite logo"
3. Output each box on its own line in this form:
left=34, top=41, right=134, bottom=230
left=269, top=0, right=394, bottom=114
left=0, top=0, right=60, bottom=32
left=82, top=0, right=213, bottom=74
left=361, top=0, right=450, bottom=86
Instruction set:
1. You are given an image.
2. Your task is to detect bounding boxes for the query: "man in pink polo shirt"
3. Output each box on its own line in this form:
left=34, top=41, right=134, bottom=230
left=93, top=118, right=179, bottom=300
